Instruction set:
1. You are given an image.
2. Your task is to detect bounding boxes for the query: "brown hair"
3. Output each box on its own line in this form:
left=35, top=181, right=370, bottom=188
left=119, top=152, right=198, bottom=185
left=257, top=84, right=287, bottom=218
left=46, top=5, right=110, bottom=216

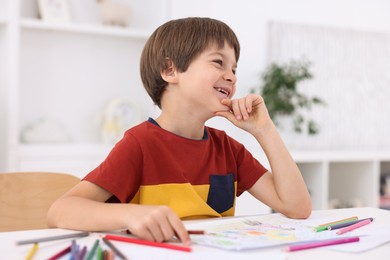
left=140, top=17, right=240, bottom=108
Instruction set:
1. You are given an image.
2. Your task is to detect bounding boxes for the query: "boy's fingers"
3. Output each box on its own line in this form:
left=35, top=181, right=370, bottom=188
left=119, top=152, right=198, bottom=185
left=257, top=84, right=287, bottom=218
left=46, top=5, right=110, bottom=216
left=246, top=95, right=253, bottom=113
left=175, top=229, right=191, bottom=245
left=221, top=98, right=232, bottom=107
left=144, top=218, right=165, bottom=242
left=168, top=215, right=191, bottom=245
left=159, top=217, right=176, bottom=241
left=238, top=98, right=249, bottom=120
left=222, top=97, right=254, bottom=120
left=230, top=99, right=242, bottom=120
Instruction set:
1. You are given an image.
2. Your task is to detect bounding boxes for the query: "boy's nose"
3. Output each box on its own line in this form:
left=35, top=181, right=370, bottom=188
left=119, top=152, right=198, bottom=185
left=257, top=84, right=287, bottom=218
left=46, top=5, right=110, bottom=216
left=223, top=69, right=236, bottom=83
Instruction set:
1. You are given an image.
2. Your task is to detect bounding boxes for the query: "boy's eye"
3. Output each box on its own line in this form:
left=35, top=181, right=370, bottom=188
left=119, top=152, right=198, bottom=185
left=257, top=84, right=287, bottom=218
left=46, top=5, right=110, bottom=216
left=213, top=60, right=223, bottom=66
left=213, top=59, right=236, bottom=75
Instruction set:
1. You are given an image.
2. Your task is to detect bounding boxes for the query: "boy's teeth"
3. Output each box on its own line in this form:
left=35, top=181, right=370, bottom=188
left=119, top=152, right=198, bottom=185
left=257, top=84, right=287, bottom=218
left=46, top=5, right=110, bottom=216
left=216, top=88, right=228, bottom=95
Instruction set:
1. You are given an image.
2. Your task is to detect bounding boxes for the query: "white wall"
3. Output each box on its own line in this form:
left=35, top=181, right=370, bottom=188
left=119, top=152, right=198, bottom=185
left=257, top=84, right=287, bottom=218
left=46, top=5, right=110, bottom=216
left=170, top=0, right=390, bottom=97
left=169, top=0, right=390, bottom=154
left=168, top=0, right=390, bottom=215
left=0, top=26, right=6, bottom=171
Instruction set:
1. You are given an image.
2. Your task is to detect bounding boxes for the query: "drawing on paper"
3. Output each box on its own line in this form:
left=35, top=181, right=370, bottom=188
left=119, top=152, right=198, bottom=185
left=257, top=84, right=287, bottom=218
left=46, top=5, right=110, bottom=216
left=187, top=214, right=337, bottom=250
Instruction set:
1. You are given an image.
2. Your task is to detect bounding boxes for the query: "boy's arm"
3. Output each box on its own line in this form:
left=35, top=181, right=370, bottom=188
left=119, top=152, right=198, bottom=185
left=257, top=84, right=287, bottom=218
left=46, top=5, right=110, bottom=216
left=216, top=94, right=312, bottom=218
left=247, top=122, right=312, bottom=218
left=47, top=180, right=190, bottom=244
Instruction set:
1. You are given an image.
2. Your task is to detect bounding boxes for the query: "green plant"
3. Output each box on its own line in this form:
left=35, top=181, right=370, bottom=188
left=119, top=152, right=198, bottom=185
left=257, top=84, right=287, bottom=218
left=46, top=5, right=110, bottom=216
left=253, top=59, right=325, bottom=135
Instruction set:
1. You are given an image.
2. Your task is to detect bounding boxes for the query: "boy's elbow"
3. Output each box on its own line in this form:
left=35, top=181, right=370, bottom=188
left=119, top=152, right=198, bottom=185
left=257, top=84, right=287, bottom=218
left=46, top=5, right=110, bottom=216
left=47, top=201, right=61, bottom=228
left=283, top=200, right=312, bottom=219
left=292, top=204, right=312, bottom=219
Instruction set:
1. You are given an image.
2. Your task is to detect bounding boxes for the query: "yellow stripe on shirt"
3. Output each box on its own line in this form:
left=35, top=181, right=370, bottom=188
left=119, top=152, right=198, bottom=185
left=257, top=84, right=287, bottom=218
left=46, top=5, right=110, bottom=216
left=129, top=182, right=237, bottom=219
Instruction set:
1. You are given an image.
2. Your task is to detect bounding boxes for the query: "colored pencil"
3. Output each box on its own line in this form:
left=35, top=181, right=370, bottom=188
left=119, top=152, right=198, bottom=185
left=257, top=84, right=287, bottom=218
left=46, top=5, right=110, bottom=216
left=315, top=216, right=358, bottom=232
left=102, top=237, right=128, bottom=260
left=78, top=245, right=87, bottom=260
left=71, top=240, right=79, bottom=260
left=188, top=230, right=205, bottom=235
left=105, top=234, right=192, bottom=252
left=103, top=249, right=114, bottom=260
left=86, top=239, right=100, bottom=260
left=16, top=231, right=89, bottom=245
left=97, top=245, right=103, bottom=260
left=47, top=245, right=71, bottom=260
left=284, top=236, right=360, bottom=252
left=336, top=219, right=373, bottom=235
left=128, top=229, right=206, bottom=236
left=106, top=250, right=114, bottom=260
left=328, top=218, right=374, bottom=230
left=25, top=243, right=39, bottom=260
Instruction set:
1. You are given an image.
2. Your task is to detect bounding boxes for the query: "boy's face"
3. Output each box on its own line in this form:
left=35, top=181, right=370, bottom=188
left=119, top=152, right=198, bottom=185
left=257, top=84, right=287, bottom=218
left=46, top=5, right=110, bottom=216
left=176, top=42, right=237, bottom=117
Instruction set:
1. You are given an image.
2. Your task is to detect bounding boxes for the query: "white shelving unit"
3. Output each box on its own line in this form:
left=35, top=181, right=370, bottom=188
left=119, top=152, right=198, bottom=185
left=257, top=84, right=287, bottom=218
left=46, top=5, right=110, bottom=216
left=1, top=0, right=167, bottom=178
left=20, top=18, right=152, bottom=38
left=234, top=149, right=386, bottom=215
left=293, top=150, right=388, bottom=210
left=0, top=1, right=8, bottom=173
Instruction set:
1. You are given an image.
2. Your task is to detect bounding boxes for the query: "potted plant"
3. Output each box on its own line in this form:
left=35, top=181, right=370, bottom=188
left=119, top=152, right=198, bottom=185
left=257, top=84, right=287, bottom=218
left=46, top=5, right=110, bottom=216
left=252, top=59, right=325, bottom=135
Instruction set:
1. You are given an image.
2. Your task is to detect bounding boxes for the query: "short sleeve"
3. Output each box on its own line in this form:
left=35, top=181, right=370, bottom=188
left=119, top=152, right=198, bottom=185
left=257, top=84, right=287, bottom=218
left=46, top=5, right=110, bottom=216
left=235, top=144, right=268, bottom=196
left=83, top=132, right=143, bottom=203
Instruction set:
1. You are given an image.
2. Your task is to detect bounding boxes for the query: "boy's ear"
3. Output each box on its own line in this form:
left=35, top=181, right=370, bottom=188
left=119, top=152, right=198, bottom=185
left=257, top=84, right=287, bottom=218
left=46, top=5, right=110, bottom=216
left=161, top=58, right=178, bottom=83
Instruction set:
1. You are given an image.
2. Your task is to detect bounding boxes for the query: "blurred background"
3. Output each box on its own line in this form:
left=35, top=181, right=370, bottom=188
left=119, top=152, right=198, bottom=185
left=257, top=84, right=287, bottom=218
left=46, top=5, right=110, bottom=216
left=1, top=0, right=389, bottom=214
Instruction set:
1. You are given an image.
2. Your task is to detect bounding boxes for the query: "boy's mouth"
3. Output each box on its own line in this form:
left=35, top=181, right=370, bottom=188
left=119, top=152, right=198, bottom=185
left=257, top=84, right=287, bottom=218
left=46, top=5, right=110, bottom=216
left=214, top=87, right=231, bottom=98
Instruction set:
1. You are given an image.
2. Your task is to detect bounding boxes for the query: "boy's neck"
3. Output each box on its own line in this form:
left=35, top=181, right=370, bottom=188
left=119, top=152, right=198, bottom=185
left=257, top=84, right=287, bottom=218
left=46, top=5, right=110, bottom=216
left=155, top=113, right=206, bottom=140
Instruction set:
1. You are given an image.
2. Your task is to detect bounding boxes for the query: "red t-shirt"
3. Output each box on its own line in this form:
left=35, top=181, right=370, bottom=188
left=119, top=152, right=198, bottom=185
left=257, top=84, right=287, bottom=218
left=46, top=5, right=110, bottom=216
left=84, top=119, right=267, bottom=218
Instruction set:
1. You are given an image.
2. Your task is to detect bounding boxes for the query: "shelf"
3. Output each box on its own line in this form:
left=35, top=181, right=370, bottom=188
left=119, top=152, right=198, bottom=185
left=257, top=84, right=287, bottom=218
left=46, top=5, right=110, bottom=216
left=19, top=143, right=113, bottom=158
left=1, top=0, right=167, bottom=176
left=17, top=143, right=115, bottom=178
left=291, top=150, right=390, bottom=162
left=328, top=161, right=378, bottom=208
left=20, top=18, right=152, bottom=39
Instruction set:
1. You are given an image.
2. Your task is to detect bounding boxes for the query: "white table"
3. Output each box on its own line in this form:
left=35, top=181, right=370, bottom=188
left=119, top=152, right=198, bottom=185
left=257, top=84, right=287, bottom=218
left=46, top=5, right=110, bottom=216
left=282, top=207, right=390, bottom=260
left=1, top=207, right=389, bottom=260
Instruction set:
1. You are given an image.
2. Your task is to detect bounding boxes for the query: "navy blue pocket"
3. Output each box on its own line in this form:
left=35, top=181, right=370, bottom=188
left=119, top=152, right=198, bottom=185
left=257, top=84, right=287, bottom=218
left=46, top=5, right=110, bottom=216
left=207, top=173, right=235, bottom=213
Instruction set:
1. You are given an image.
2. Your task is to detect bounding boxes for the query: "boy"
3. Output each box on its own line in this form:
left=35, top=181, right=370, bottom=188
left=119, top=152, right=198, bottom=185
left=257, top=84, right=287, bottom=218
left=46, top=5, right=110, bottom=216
left=48, top=17, right=311, bottom=245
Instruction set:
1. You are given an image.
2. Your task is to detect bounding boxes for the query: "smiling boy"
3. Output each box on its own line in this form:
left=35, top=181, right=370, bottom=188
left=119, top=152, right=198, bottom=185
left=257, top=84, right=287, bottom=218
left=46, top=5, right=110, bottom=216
left=48, top=17, right=311, bottom=245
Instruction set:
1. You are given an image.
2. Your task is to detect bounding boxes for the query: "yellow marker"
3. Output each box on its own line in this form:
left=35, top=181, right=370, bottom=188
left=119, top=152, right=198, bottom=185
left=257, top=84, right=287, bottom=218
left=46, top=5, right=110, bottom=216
left=25, top=243, right=38, bottom=260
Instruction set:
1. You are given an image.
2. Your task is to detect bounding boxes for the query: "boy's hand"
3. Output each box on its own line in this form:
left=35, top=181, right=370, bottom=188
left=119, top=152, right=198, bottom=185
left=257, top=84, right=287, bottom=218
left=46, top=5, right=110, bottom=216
left=126, top=205, right=191, bottom=245
left=215, top=94, right=273, bottom=135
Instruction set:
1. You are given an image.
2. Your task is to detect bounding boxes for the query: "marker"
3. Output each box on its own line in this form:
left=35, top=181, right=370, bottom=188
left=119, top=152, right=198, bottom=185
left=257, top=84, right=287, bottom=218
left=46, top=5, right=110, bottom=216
left=105, top=234, right=192, bottom=252
left=284, top=236, right=360, bottom=252
left=336, top=219, right=373, bottom=235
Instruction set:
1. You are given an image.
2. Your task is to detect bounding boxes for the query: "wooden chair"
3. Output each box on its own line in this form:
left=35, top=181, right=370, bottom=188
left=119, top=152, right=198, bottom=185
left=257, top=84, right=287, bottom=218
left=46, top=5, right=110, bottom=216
left=0, top=172, right=80, bottom=232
